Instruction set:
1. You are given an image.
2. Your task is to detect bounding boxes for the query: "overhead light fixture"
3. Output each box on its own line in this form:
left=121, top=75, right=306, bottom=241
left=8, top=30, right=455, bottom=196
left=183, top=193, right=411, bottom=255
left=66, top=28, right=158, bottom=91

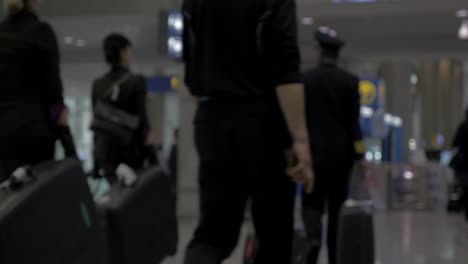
left=168, top=13, right=184, bottom=32
left=318, top=26, right=330, bottom=33
left=168, top=37, right=183, bottom=54
left=64, top=36, right=74, bottom=45
left=456, top=9, right=468, bottom=18
left=301, top=17, right=314, bottom=26
left=410, top=74, right=418, bottom=85
left=76, top=39, right=87, bottom=47
left=459, top=20, right=468, bottom=40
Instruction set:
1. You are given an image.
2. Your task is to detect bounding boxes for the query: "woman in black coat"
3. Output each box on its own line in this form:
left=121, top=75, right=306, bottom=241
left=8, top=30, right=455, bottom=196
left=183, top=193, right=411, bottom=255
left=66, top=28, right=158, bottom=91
left=0, top=0, right=76, bottom=181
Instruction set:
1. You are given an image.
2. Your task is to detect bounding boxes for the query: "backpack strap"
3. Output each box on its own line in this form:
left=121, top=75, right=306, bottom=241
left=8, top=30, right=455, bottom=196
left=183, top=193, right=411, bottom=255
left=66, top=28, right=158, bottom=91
left=104, top=73, right=132, bottom=102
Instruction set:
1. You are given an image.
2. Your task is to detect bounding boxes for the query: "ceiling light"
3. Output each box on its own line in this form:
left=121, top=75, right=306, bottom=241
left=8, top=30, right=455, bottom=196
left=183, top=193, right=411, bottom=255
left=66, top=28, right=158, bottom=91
left=168, top=13, right=184, bottom=32
left=64, top=36, right=74, bottom=45
left=456, top=9, right=468, bottom=18
left=301, top=17, right=314, bottom=26
left=168, top=37, right=183, bottom=53
left=318, top=26, right=330, bottom=33
left=410, top=74, right=418, bottom=85
left=76, top=39, right=87, bottom=47
left=459, top=20, right=468, bottom=40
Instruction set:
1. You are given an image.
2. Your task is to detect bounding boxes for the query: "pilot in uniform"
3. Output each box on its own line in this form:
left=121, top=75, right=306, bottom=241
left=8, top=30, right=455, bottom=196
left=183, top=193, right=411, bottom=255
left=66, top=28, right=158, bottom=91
left=302, top=29, right=365, bottom=264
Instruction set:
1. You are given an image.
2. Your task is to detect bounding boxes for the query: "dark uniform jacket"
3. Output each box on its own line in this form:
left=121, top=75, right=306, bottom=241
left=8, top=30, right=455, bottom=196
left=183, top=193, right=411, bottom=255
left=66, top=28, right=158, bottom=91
left=92, top=66, right=149, bottom=170
left=0, top=10, right=67, bottom=172
left=183, top=0, right=301, bottom=99
left=304, top=62, right=364, bottom=165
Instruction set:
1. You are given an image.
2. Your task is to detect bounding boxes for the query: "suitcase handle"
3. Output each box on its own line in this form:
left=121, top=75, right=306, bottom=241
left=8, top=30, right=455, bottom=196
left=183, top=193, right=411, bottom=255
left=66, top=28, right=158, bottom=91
left=7, top=166, right=36, bottom=191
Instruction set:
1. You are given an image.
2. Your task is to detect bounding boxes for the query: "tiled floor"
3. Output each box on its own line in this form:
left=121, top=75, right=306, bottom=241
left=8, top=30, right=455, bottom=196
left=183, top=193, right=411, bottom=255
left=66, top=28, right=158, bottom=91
left=163, top=212, right=468, bottom=264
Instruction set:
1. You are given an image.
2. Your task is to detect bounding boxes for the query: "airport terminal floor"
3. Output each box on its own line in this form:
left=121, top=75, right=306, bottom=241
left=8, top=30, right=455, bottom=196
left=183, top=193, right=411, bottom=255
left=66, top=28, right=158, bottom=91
left=162, top=212, right=468, bottom=264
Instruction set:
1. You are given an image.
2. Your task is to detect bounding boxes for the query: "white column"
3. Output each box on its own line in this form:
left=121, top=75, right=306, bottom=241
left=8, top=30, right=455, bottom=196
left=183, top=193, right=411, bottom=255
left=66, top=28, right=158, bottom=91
left=177, top=91, right=199, bottom=218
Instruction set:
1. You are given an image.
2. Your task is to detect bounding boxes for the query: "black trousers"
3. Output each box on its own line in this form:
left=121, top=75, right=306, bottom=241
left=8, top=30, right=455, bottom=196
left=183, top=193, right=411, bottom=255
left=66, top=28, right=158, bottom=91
left=302, top=162, right=352, bottom=264
left=94, top=137, right=145, bottom=183
left=185, top=104, right=295, bottom=264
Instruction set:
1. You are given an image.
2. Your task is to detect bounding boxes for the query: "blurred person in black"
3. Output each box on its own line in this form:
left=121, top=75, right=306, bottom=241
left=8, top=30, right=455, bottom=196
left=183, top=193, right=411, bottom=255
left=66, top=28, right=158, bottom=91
left=0, top=0, right=76, bottom=182
left=92, top=34, right=156, bottom=183
left=302, top=28, right=365, bottom=264
left=452, top=108, right=468, bottom=235
left=168, top=128, right=179, bottom=189
left=182, top=0, right=314, bottom=263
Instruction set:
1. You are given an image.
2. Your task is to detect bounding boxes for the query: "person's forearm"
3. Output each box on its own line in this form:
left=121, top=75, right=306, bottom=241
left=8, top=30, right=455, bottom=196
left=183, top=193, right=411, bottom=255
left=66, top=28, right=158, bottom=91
left=276, top=83, right=308, bottom=142
left=58, top=126, right=77, bottom=158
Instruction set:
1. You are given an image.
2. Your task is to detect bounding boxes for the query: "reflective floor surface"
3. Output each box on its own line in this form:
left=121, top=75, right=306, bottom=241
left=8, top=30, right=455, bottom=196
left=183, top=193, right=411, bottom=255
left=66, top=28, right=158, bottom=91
left=163, top=212, right=468, bottom=264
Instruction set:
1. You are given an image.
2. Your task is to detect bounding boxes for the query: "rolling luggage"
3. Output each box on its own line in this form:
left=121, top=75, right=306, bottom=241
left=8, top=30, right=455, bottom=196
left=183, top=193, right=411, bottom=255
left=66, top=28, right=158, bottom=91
left=0, top=159, right=106, bottom=264
left=95, top=166, right=178, bottom=264
left=336, top=164, right=375, bottom=264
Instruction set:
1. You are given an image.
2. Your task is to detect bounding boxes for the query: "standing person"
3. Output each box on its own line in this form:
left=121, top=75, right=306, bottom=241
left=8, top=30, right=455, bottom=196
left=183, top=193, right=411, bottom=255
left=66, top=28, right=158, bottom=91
left=302, top=28, right=365, bottom=264
left=182, top=0, right=314, bottom=263
left=92, top=33, right=155, bottom=183
left=0, top=0, right=76, bottom=181
left=452, top=108, right=468, bottom=236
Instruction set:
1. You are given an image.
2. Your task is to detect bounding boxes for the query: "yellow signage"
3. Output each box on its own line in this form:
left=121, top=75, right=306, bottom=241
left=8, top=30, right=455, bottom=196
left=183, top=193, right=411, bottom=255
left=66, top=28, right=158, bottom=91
left=359, top=80, right=377, bottom=106
left=170, top=77, right=180, bottom=90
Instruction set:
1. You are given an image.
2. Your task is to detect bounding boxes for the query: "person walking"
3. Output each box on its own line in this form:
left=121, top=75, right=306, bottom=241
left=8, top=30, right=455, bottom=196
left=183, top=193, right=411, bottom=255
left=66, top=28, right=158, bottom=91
left=182, top=0, right=314, bottom=263
left=302, top=28, right=365, bottom=264
left=92, top=33, right=155, bottom=183
left=0, top=0, right=76, bottom=181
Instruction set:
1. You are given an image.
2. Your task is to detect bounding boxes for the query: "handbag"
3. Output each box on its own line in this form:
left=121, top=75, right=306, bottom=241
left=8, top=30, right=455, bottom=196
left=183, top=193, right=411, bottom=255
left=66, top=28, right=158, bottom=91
left=91, top=74, right=140, bottom=145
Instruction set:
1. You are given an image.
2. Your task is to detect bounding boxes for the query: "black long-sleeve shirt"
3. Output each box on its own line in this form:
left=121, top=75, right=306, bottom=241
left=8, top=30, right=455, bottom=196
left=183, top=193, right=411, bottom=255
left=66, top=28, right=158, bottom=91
left=0, top=10, right=68, bottom=157
left=183, top=0, right=301, bottom=98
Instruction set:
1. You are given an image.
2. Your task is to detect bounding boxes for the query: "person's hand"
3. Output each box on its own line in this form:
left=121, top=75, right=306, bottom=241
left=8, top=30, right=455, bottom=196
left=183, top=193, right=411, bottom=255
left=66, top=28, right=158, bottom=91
left=287, top=140, right=315, bottom=193
left=58, top=108, right=69, bottom=127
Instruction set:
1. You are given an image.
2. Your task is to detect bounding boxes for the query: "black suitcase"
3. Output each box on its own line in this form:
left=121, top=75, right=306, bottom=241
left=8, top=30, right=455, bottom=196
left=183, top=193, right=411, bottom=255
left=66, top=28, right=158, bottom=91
left=96, top=166, right=178, bottom=264
left=336, top=200, right=375, bottom=264
left=336, top=165, right=375, bottom=264
left=0, top=159, right=106, bottom=264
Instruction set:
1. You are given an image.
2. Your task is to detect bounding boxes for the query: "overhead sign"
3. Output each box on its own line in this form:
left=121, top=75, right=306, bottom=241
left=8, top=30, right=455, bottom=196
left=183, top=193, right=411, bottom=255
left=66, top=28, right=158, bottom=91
left=359, top=80, right=377, bottom=106
left=146, top=76, right=180, bottom=93
left=359, top=78, right=384, bottom=110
